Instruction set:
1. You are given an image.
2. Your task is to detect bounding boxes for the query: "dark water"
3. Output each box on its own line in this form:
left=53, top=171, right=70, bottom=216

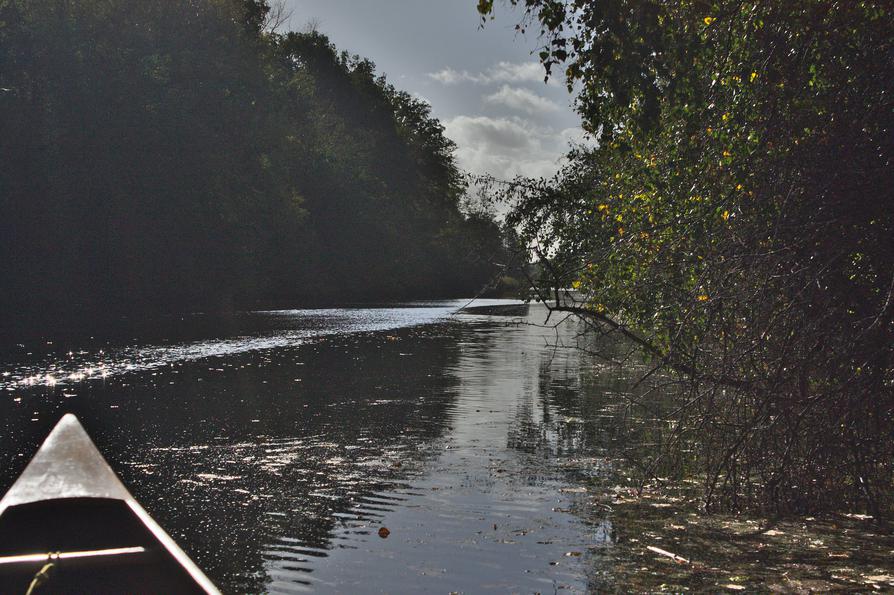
left=3, top=300, right=894, bottom=593
left=0, top=300, right=638, bottom=593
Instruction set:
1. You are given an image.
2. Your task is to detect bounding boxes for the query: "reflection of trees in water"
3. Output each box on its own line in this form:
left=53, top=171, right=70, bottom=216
left=504, top=317, right=894, bottom=592
left=505, top=315, right=668, bottom=472
left=498, top=314, right=686, bottom=592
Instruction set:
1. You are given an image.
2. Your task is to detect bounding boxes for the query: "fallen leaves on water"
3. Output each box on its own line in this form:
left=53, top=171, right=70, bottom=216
left=378, top=527, right=390, bottom=539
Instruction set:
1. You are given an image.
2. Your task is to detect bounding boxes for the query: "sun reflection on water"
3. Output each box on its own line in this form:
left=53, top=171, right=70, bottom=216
left=1, top=300, right=520, bottom=392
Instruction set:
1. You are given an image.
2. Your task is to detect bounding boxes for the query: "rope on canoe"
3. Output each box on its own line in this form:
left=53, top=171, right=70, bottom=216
left=24, top=559, right=55, bottom=595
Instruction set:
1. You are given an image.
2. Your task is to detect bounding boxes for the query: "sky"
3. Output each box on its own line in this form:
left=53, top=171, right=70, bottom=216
left=282, top=0, right=584, bottom=182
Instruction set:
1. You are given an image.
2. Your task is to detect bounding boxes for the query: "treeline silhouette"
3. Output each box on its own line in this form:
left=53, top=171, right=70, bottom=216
left=0, top=0, right=505, bottom=330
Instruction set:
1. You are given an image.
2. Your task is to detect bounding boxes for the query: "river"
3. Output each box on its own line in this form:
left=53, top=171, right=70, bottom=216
left=1, top=300, right=891, bottom=593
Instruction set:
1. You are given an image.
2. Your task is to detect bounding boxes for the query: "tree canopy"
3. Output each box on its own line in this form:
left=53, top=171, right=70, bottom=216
left=0, top=0, right=507, bottom=332
left=479, top=0, right=894, bottom=515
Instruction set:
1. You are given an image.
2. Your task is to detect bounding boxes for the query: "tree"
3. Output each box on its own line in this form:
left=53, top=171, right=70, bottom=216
left=0, top=2, right=506, bottom=332
left=479, top=0, right=894, bottom=515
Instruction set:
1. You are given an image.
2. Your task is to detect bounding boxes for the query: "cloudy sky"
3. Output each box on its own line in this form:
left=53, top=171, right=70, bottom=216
left=283, top=0, right=584, bottom=182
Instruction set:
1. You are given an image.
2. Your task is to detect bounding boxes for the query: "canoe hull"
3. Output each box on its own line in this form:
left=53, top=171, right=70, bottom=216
left=0, top=415, right=219, bottom=594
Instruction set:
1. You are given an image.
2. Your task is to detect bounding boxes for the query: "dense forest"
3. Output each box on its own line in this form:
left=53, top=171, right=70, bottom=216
left=0, top=0, right=506, bottom=331
left=479, top=1, right=894, bottom=515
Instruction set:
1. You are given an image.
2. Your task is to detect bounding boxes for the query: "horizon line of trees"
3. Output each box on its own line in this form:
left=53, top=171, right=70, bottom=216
left=0, top=0, right=510, bottom=333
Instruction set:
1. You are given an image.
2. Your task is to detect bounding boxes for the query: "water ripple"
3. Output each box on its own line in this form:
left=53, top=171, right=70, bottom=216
left=1, top=300, right=520, bottom=391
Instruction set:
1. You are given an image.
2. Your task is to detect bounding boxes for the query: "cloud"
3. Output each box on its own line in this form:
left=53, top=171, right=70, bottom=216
left=428, top=67, right=477, bottom=85
left=427, top=61, right=552, bottom=86
left=484, top=85, right=560, bottom=114
left=412, top=92, right=432, bottom=105
left=445, top=115, right=536, bottom=153
left=559, top=126, right=591, bottom=148
left=443, top=115, right=580, bottom=182
left=487, top=61, right=546, bottom=84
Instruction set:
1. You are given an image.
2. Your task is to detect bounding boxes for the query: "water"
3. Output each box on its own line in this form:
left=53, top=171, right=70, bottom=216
left=0, top=303, right=474, bottom=391
left=2, top=300, right=891, bottom=592
left=0, top=300, right=631, bottom=592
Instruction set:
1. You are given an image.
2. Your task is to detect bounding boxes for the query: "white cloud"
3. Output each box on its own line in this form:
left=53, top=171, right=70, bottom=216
left=427, top=61, right=553, bottom=86
left=446, top=115, right=536, bottom=153
left=487, top=61, right=547, bottom=84
left=428, top=67, right=478, bottom=85
left=412, top=92, right=432, bottom=105
left=484, top=85, right=560, bottom=115
left=559, top=126, right=593, bottom=149
left=443, top=115, right=577, bottom=182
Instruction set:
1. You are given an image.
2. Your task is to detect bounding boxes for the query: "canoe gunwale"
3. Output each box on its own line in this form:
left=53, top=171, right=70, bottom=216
left=0, top=414, right=220, bottom=594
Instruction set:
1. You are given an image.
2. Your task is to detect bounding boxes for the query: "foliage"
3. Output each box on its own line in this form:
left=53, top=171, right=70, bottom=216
left=479, top=0, right=894, bottom=515
left=0, top=0, right=505, bottom=330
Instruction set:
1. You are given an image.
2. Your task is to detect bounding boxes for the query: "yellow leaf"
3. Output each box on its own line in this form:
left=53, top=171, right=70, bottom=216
left=750, top=71, right=759, bottom=82
left=722, top=210, right=730, bottom=221
left=697, top=294, right=709, bottom=302
left=704, top=16, right=716, bottom=25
